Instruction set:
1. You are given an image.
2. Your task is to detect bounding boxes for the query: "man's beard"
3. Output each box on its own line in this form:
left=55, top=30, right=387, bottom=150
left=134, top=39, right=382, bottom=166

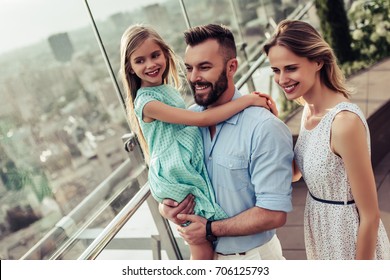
left=191, top=69, right=228, bottom=107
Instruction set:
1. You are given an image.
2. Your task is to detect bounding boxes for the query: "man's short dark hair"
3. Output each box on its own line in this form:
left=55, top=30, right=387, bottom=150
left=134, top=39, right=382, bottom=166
left=184, top=24, right=237, bottom=61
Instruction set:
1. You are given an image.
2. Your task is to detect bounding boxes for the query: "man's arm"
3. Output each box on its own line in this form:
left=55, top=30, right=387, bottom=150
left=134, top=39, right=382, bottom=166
left=210, top=207, right=286, bottom=236
left=177, top=207, right=286, bottom=245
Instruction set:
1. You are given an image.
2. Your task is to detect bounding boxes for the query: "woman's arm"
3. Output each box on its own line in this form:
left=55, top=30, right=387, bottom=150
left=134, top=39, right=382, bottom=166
left=331, top=111, right=380, bottom=260
left=292, top=160, right=302, bottom=182
left=142, top=93, right=276, bottom=126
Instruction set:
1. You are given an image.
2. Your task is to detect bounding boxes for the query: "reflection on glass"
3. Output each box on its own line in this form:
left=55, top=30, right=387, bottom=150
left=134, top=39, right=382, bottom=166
left=180, top=0, right=309, bottom=114
left=0, top=0, right=135, bottom=259
left=0, top=0, right=311, bottom=260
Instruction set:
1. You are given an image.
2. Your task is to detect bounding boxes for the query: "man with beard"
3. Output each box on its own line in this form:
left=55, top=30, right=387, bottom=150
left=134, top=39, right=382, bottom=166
left=159, top=24, right=294, bottom=260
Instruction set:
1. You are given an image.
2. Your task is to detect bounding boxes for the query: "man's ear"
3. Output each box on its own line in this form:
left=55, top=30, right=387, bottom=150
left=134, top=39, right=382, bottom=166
left=227, top=58, right=238, bottom=76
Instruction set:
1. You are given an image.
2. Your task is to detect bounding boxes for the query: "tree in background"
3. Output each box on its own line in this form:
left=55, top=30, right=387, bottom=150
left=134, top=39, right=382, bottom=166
left=315, top=0, right=355, bottom=64
left=348, top=0, right=390, bottom=63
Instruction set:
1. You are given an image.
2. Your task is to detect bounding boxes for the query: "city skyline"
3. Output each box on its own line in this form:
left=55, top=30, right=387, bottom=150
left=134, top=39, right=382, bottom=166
left=0, top=0, right=167, bottom=54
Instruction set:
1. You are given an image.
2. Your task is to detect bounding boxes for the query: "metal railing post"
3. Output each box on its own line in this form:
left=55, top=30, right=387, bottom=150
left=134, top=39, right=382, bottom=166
left=179, top=0, right=191, bottom=28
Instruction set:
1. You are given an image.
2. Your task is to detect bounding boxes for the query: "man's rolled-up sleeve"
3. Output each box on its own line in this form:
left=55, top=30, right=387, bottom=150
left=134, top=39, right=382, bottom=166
left=250, top=117, right=294, bottom=212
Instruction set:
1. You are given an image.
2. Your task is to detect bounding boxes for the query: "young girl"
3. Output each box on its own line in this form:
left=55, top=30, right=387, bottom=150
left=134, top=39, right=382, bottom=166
left=120, top=24, right=276, bottom=259
left=264, top=19, right=390, bottom=259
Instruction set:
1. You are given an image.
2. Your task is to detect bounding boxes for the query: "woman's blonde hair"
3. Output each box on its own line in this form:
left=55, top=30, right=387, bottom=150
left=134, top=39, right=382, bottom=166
left=119, top=24, right=181, bottom=163
left=263, top=19, right=351, bottom=101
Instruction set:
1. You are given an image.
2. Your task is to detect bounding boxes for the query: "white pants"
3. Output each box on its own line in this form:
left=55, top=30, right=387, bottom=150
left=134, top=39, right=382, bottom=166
left=214, top=234, right=285, bottom=260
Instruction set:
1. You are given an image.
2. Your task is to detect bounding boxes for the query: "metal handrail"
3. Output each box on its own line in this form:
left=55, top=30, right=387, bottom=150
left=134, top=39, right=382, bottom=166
left=78, top=182, right=151, bottom=259
left=75, top=134, right=183, bottom=260
left=20, top=158, right=141, bottom=259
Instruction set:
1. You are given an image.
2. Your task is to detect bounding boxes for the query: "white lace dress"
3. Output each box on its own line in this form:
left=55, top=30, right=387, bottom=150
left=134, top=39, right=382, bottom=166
left=294, top=102, right=390, bottom=259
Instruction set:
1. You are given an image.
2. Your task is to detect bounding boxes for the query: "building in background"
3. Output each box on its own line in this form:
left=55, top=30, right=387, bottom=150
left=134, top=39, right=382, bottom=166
left=48, top=33, right=74, bottom=63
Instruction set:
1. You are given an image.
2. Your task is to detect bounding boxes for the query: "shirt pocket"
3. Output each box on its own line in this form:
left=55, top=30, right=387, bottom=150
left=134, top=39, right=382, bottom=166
left=214, top=155, right=249, bottom=191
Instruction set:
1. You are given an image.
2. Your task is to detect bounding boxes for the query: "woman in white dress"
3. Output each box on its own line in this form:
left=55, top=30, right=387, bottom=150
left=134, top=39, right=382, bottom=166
left=263, top=19, right=390, bottom=259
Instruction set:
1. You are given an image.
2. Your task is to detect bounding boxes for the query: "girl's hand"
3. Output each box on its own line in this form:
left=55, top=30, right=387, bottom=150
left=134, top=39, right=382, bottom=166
left=159, top=194, right=195, bottom=225
left=251, top=92, right=279, bottom=117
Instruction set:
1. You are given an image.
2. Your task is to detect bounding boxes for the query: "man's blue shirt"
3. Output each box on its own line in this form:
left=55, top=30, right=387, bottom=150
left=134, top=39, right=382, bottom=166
left=190, top=89, right=293, bottom=254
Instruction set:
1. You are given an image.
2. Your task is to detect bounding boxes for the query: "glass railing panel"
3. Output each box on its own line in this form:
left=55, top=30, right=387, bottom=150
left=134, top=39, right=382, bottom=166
left=95, top=199, right=190, bottom=260
left=47, top=177, right=144, bottom=260
left=0, top=0, right=135, bottom=259
left=179, top=1, right=310, bottom=71
left=0, top=0, right=317, bottom=260
left=86, top=0, right=193, bottom=107
left=179, top=0, right=313, bottom=117
left=83, top=0, right=192, bottom=260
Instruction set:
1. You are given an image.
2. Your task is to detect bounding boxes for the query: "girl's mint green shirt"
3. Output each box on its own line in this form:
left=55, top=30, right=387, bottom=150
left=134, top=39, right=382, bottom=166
left=134, top=84, right=227, bottom=221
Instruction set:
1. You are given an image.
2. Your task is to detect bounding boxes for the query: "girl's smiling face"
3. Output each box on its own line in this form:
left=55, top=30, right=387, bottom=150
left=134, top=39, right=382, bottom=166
left=130, top=37, right=167, bottom=88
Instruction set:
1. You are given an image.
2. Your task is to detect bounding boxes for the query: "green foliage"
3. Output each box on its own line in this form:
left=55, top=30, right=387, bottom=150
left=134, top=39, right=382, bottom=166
left=348, top=0, right=390, bottom=63
left=0, top=162, right=53, bottom=202
left=315, top=0, right=355, bottom=63
left=0, top=161, right=31, bottom=192
left=31, top=171, right=53, bottom=202
left=0, top=116, right=53, bottom=202
left=340, top=60, right=370, bottom=77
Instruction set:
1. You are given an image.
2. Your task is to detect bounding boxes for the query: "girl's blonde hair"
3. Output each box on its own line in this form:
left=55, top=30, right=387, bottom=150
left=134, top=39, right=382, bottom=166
left=263, top=19, right=351, bottom=102
left=119, top=24, right=181, bottom=163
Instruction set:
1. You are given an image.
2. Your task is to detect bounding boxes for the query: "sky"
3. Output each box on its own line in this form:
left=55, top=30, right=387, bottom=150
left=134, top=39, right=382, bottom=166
left=0, top=0, right=166, bottom=54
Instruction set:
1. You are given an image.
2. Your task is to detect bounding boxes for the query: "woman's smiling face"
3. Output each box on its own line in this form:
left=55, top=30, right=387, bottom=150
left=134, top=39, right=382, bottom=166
left=268, top=44, right=322, bottom=101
